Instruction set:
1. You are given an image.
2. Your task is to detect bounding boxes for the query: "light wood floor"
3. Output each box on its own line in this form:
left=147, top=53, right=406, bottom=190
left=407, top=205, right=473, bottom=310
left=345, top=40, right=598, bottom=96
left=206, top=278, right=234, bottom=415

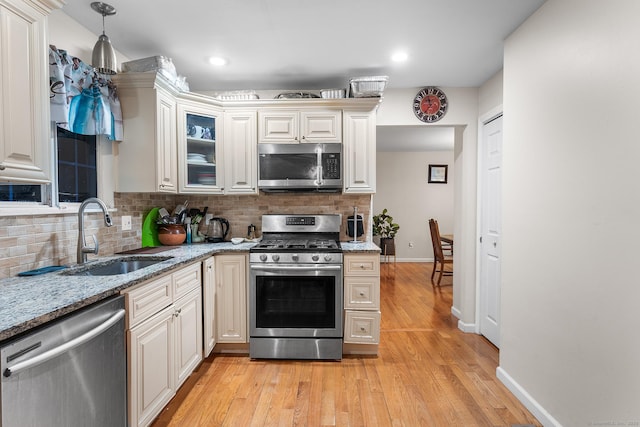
left=152, top=262, right=540, bottom=427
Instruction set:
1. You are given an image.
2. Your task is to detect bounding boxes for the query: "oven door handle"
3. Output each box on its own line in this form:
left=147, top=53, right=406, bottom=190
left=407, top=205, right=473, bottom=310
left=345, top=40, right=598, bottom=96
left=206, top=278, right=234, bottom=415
left=250, top=264, right=342, bottom=272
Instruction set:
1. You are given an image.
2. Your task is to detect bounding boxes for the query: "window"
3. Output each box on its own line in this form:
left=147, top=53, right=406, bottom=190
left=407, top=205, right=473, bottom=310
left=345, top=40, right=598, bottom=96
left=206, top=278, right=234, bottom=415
left=57, top=127, right=97, bottom=202
left=0, top=185, right=42, bottom=202
left=0, top=126, right=97, bottom=204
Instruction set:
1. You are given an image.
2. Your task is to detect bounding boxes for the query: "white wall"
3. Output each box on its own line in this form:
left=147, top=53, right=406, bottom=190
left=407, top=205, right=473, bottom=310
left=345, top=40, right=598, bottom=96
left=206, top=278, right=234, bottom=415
left=500, top=0, right=640, bottom=425
left=49, top=10, right=130, bottom=67
left=374, top=151, right=454, bottom=261
left=377, top=87, right=479, bottom=325
left=478, top=69, right=503, bottom=115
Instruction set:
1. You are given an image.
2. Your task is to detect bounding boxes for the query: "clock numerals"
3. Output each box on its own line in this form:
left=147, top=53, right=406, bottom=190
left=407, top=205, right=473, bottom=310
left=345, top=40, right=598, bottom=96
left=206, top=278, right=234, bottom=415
left=413, top=87, right=448, bottom=123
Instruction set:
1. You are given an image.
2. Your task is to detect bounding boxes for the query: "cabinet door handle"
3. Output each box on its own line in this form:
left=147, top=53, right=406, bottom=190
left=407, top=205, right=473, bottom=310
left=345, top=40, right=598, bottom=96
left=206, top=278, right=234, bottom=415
left=174, top=308, right=182, bottom=317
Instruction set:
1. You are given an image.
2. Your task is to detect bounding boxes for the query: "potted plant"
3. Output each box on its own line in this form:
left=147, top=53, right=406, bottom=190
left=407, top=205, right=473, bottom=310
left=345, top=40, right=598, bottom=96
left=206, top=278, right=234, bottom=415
left=373, top=208, right=400, bottom=255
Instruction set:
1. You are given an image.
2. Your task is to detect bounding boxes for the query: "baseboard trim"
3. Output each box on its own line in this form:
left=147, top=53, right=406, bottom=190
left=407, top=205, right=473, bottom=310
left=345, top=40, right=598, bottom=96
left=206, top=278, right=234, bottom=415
left=451, top=307, right=476, bottom=333
left=451, top=306, right=462, bottom=319
left=457, top=319, right=476, bottom=333
left=496, top=366, right=562, bottom=427
left=379, top=257, right=431, bottom=263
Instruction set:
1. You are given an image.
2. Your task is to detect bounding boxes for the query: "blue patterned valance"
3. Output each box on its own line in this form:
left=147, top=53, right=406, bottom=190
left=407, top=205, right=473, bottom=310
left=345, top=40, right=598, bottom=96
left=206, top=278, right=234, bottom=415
left=49, top=45, right=123, bottom=141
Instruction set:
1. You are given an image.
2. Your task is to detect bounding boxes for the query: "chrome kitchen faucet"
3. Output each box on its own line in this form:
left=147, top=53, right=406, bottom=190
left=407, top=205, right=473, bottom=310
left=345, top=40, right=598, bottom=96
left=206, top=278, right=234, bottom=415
left=77, top=197, right=113, bottom=264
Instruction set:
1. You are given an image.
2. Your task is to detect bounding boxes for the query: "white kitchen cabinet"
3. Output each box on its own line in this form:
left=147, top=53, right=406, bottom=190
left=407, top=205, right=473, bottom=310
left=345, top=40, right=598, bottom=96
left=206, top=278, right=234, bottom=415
left=343, top=108, right=376, bottom=194
left=215, top=254, right=248, bottom=343
left=123, top=262, right=203, bottom=427
left=113, top=72, right=179, bottom=193
left=202, top=256, right=216, bottom=357
left=223, top=109, right=258, bottom=194
left=258, top=109, right=342, bottom=143
left=0, top=0, right=61, bottom=183
left=174, top=288, right=202, bottom=388
left=176, top=94, right=224, bottom=194
left=343, top=254, right=381, bottom=345
left=128, top=305, right=174, bottom=427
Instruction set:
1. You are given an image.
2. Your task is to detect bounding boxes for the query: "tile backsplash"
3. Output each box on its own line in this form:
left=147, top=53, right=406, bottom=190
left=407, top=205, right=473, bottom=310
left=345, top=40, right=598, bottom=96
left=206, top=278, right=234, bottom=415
left=0, top=192, right=371, bottom=278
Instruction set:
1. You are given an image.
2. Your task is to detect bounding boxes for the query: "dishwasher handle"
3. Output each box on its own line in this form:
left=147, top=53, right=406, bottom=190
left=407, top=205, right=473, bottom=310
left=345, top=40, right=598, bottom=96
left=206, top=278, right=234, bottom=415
left=3, top=309, right=125, bottom=378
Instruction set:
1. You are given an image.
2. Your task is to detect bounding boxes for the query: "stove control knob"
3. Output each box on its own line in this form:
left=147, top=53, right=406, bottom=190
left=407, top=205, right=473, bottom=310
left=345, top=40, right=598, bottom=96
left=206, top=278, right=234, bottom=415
left=259, top=254, right=267, bottom=262
left=324, top=255, right=332, bottom=262
left=312, top=255, right=320, bottom=262
left=292, top=254, right=299, bottom=261
left=272, top=255, right=280, bottom=262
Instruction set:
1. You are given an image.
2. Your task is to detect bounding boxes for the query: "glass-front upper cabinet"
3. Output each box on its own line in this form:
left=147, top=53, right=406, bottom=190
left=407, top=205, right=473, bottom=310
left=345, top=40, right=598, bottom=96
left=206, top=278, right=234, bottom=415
left=177, top=96, right=223, bottom=193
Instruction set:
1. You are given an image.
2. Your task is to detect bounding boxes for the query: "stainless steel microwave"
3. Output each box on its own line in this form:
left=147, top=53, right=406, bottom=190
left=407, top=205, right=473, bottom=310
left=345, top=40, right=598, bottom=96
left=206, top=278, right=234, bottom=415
left=258, top=143, right=342, bottom=192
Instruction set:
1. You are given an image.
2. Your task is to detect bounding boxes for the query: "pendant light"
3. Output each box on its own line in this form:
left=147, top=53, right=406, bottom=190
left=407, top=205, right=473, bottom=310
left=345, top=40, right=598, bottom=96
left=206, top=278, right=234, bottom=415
left=91, top=2, right=117, bottom=75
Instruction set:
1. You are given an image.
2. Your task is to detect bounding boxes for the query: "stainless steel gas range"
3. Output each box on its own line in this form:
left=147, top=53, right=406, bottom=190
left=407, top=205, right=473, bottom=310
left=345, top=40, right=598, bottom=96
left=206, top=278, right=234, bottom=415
left=249, top=214, right=343, bottom=360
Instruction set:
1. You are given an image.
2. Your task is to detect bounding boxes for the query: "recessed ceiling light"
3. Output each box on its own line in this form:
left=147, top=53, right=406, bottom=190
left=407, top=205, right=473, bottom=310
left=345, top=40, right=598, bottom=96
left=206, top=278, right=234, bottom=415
left=209, top=56, right=227, bottom=66
left=391, top=51, right=408, bottom=63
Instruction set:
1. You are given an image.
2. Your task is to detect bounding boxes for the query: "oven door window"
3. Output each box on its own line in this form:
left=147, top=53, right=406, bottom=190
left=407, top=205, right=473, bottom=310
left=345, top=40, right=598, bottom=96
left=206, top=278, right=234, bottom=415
left=255, top=275, right=336, bottom=328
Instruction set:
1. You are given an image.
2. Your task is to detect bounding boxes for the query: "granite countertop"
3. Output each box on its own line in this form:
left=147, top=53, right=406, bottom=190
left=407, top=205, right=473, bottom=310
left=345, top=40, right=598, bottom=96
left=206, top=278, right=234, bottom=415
left=0, top=240, right=380, bottom=342
left=0, top=242, right=252, bottom=342
left=340, top=240, right=381, bottom=253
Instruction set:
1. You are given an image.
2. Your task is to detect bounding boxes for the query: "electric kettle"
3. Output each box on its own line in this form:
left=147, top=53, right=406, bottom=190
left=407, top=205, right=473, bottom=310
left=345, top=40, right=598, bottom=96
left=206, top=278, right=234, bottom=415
left=207, top=217, right=230, bottom=243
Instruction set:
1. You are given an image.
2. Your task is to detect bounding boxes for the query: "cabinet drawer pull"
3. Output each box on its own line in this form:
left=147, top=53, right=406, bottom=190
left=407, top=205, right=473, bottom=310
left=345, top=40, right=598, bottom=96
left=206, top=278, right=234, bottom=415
left=359, top=291, right=365, bottom=296
left=0, top=163, right=5, bottom=171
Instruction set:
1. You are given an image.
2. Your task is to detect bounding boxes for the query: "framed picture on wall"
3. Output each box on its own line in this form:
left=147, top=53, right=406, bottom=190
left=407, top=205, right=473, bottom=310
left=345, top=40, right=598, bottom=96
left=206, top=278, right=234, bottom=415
left=428, top=164, right=448, bottom=184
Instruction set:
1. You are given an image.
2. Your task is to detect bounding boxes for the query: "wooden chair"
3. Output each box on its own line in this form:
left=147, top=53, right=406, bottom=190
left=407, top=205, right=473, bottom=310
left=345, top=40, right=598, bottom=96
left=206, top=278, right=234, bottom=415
left=428, top=219, right=453, bottom=286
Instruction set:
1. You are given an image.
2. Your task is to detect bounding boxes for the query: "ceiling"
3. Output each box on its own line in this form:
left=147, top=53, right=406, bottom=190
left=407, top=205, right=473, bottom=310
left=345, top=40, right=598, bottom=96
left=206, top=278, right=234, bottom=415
left=61, top=0, right=545, bottom=151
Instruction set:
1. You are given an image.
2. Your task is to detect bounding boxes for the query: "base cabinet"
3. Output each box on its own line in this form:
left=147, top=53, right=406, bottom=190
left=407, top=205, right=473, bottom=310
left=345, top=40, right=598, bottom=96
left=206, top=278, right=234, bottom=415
left=343, top=254, right=381, bottom=346
left=128, top=306, right=174, bottom=427
left=123, top=262, right=202, bottom=427
left=202, top=257, right=216, bottom=356
left=174, top=289, right=203, bottom=387
left=215, top=254, right=248, bottom=343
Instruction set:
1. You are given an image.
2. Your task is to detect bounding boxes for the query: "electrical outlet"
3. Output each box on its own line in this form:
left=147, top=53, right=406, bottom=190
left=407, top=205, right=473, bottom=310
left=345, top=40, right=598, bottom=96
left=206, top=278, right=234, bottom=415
left=409, top=241, right=414, bottom=248
left=122, top=215, right=132, bottom=231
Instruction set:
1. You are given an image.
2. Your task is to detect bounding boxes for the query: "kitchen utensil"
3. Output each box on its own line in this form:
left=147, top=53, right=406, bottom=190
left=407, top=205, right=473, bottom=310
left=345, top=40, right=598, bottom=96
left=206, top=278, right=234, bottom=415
left=142, top=208, right=162, bottom=247
left=173, top=200, right=188, bottom=216
left=206, top=217, right=230, bottom=243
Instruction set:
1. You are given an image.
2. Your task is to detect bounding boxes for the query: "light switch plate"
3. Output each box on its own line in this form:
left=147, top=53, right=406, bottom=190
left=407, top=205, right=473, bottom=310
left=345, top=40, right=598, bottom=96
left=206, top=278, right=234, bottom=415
left=122, top=215, right=132, bottom=231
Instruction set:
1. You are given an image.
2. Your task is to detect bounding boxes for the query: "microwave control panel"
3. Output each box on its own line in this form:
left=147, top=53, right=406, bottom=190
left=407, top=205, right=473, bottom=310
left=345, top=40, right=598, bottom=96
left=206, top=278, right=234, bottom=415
left=322, top=154, right=341, bottom=179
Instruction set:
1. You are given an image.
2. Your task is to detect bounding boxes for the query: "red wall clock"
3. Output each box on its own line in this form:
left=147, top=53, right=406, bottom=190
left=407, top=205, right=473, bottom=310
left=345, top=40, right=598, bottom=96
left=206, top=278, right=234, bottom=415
left=413, top=87, right=448, bottom=123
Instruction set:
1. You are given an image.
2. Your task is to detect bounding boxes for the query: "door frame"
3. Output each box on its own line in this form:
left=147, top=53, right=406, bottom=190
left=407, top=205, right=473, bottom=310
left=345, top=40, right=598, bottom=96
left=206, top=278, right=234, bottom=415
left=475, top=105, right=503, bottom=336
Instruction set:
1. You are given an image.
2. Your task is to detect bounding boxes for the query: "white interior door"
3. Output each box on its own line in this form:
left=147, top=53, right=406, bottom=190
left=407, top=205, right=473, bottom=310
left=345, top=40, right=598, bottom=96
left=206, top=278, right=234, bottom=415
left=479, top=114, right=503, bottom=347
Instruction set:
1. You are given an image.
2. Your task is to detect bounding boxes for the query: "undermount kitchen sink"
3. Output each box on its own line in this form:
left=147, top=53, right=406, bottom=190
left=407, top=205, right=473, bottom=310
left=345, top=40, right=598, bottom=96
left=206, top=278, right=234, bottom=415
left=64, top=256, right=173, bottom=276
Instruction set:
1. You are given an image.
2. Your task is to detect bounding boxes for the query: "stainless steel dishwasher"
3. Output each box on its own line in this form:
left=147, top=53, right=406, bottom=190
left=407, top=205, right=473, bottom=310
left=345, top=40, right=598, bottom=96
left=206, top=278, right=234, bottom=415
left=1, top=295, right=126, bottom=427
